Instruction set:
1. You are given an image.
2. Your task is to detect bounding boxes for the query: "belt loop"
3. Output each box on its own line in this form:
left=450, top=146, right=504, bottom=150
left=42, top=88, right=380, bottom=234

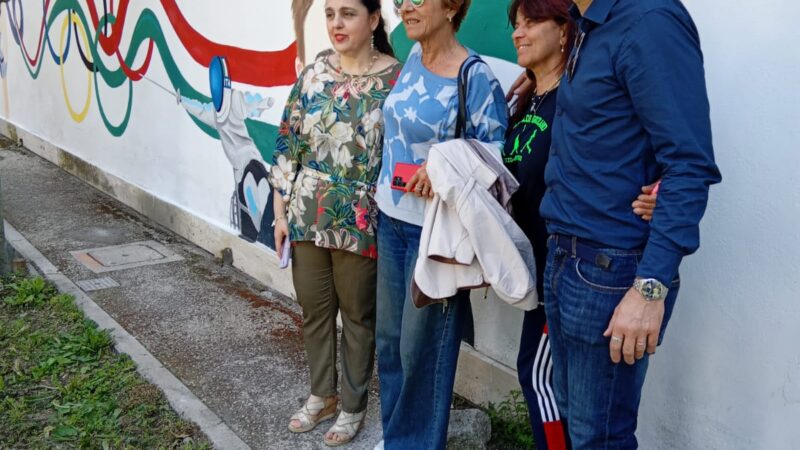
left=571, top=236, right=577, bottom=258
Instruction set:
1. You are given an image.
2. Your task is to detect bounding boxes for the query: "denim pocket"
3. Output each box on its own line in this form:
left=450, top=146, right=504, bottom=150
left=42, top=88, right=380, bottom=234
left=574, top=257, right=636, bottom=292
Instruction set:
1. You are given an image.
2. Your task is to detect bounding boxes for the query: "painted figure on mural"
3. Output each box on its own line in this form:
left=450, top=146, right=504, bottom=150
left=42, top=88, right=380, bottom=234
left=180, top=56, right=278, bottom=248
left=292, top=0, right=333, bottom=73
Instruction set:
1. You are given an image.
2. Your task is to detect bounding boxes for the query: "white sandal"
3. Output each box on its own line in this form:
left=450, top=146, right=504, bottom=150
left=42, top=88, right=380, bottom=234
left=288, top=396, right=338, bottom=433
left=324, top=409, right=366, bottom=447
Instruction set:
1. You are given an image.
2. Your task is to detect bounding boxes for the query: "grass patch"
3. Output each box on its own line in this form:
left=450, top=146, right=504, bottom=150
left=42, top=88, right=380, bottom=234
left=0, top=274, right=211, bottom=449
left=486, top=390, right=535, bottom=450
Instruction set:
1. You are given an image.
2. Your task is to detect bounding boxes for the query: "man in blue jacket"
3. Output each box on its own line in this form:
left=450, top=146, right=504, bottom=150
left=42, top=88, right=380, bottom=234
left=540, top=0, right=722, bottom=448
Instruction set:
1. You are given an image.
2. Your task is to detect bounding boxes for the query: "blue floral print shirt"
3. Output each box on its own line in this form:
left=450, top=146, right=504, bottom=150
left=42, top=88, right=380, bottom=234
left=376, top=43, right=509, bottom=226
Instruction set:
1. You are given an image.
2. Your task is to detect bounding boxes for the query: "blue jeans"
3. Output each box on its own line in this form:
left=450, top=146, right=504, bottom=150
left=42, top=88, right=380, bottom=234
left=376, top=211, right=469, bottom=450
left=544, top=236, right=680, bottom=449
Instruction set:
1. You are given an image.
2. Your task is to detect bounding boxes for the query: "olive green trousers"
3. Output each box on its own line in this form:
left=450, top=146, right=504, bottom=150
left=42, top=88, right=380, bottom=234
left=292, top=242, right=377, bottom=413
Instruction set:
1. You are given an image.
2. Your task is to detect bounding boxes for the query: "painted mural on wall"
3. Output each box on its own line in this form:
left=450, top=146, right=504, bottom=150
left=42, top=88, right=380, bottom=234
left=179, top=56, right=278, bottom=247
left=0, top=0, right=519, bottom=252
left=0, top=0, right=299, bottom=248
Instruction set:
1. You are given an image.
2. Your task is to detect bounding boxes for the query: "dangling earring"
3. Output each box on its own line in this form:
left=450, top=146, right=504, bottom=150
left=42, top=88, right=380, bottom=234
left=448, top=15, right=453, bottom=23
left=560, top=42, right=565, bottom=53
left=371, top=35, right=376, bottom=51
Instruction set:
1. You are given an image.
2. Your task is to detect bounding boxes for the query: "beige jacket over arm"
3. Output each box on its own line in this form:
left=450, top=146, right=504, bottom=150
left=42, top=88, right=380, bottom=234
left=412, top=139, right=538, bottom=311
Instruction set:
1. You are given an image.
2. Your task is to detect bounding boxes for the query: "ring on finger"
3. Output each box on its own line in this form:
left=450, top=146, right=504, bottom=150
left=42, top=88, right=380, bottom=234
left=610, top=336, right=623, bottom=343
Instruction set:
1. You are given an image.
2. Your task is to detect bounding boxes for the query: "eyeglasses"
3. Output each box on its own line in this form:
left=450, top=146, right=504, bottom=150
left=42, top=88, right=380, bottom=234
left=566, top=29, right=586, bottom=82
left=393, top=0, right=425, bottom=9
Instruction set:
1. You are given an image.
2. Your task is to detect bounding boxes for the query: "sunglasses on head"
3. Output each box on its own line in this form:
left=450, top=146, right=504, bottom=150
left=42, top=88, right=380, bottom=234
left=393, top=0, right=425, bottom=9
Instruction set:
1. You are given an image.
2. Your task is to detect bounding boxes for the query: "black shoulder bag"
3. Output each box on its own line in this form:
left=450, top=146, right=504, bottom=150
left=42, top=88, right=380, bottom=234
left=455, top=55, right=486, bottom=139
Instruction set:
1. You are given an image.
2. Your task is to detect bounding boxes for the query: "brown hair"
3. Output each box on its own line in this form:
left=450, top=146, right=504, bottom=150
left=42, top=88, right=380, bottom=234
left=441, top=0, right=471, bottom=31
left=507, top=0, right=575, bottom=127
left=363, top=0, right=396, bottom=57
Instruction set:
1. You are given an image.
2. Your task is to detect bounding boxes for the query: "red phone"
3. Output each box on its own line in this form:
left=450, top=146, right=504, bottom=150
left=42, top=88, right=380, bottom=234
left=391, top=162, right=422, bottom=191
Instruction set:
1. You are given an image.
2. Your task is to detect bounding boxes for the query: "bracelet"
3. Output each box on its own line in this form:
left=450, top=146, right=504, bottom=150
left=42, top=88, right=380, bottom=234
left=272, top=215, right=287, bottom=226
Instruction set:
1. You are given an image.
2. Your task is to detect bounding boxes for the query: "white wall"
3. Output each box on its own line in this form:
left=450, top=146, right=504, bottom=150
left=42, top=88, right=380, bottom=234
left=637, top=1, right=800, bottom=448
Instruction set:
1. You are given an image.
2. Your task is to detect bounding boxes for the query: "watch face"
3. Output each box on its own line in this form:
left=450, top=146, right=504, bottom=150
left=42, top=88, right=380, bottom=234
left=650, top=281, right=662, bottom=298
left=641, top=279, right=665, bottom=300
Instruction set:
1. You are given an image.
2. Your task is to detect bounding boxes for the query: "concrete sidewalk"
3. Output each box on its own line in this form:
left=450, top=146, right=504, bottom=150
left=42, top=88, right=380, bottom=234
left=0, top=138, right=383, bottom=449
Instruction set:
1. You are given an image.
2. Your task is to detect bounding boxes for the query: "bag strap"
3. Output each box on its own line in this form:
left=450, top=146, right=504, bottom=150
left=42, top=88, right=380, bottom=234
left=455, top=55, right=485, bottom=139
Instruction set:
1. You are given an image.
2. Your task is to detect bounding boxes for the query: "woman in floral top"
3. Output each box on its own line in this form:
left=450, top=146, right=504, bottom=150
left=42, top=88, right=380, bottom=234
left=272, top=50, right=393, bottom=258
left=268, top=0, right=401, bottom=446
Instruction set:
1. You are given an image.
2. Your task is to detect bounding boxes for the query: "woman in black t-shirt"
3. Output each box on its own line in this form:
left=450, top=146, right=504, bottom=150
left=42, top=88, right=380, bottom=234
left=505, top=1, right=658, bottom=448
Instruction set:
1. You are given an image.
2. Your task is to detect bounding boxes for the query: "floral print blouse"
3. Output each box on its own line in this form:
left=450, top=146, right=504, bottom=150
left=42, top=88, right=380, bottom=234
left=270, top=50, right=402, bottom=259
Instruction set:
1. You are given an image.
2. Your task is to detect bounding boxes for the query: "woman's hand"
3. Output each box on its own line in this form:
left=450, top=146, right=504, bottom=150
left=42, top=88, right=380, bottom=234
left=274, top=217, right=289, bottom=259
left=273, top=192, right=290, bottom=258
left=632, top=181, right=659, bottom=221
left=406, top=163, right=434, bottom=199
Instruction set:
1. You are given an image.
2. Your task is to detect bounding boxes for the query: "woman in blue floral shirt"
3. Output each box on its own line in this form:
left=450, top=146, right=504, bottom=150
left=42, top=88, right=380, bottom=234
left=268, top=0, right=401, bottom=446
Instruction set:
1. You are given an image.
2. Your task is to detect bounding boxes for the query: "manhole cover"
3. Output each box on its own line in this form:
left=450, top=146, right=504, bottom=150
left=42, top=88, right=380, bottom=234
left=75, top=277, right=120, bottom=291
left=88, top=244, right=165, bottom=267
left=70, top=241, right=183, bottom=273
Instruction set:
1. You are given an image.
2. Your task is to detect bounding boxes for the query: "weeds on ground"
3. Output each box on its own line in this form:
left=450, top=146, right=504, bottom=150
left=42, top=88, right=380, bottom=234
left=486, top=390, right=535, bottom=449
left=0, top=274, right=211, bottom=449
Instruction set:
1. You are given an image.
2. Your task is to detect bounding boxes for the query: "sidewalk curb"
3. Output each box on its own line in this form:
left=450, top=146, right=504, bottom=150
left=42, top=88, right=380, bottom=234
left=3, top=220, right=251, bottom=450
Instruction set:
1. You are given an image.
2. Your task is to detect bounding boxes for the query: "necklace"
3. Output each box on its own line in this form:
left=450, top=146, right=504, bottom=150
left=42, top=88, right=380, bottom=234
left=530, top=80, right=560, bottom=117
left=336, top=51, right=380, bottom=77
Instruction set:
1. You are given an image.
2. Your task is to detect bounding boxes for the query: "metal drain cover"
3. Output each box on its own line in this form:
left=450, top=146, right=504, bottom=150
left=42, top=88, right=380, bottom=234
left=88, top=244, right=165, bottom=267
left=70, top=240, right=183, bottom=273
left=75, top=277, right=120, bottom=291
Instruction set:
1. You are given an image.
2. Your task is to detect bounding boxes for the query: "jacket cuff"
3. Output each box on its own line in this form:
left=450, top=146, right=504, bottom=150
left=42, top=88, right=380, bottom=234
left=636, top=242, right=683, bottom=286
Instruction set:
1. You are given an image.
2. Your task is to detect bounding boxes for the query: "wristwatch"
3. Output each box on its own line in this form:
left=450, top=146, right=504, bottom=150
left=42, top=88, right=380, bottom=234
left=632, top=278, right=668, bottom=301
